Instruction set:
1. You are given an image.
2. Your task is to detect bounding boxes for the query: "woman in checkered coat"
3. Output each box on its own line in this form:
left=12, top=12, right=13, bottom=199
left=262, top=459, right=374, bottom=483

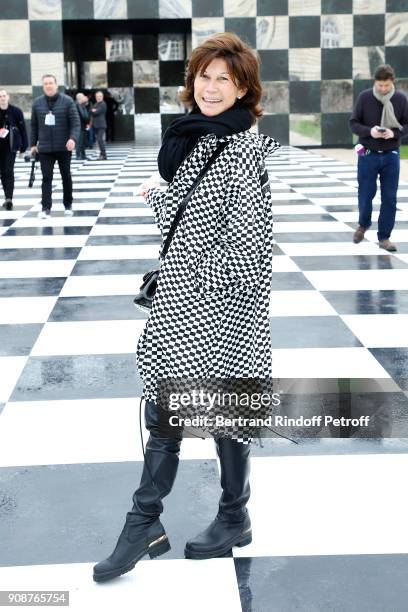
left=93, top=32, right=280, bottom=583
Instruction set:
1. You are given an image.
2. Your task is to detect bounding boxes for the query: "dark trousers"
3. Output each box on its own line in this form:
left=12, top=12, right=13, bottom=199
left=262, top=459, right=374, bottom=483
left=86, top=126, right=94, bottom=148
left=357, top=149, right=400, bottom=241
left=94, top=127, right=106, bottom=157
left=76, top=129, right=87, bottom=159
left=0, top=146, right=16, bottom=200
left=39, top=150, right=73, bottom=211
left=106, top=116, right=114, bottom=142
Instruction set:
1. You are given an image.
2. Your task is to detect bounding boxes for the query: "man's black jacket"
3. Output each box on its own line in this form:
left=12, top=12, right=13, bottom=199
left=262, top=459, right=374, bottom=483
left=31, top=93, right=80, bottom=152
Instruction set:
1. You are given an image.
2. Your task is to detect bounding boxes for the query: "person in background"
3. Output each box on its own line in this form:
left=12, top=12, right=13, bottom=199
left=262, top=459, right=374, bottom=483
left=75, top=93, right=89, bottom=160
left=90, top=90, right=107, bottom=160
left=350, top=64, right=408, bottom=252
left=105, top=90, right=118, bottom=142
left=31, top=74, right=80, bottom=219
left=84, top=93, right=95, bottom=149
left=0, top=89, right=28, bottom=210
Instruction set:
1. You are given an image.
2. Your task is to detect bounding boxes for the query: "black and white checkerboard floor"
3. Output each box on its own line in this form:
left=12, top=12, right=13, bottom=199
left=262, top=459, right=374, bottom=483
left=1, top=143, right=408, bottom=611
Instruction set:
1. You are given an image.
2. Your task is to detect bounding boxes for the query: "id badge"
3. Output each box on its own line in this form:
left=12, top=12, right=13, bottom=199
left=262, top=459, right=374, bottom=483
left=45, top=112, right=55, bottom=126
left=0, top=128, right=9, bottom=138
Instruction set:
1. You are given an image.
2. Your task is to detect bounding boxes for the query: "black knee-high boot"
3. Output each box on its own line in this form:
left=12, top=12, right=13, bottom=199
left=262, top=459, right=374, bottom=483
left=184, top=436, right=252, bottom=559
left=93, top=399, right=182, bottom=582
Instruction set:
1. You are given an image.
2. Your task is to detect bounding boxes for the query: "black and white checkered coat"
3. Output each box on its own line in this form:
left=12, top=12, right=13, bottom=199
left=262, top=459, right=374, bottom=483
left=136, top=129, right=280, bottom=405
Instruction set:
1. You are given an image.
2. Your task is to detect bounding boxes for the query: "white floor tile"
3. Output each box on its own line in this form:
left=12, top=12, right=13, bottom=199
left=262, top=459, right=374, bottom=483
left=78, top=245, right=160, bottom=261
left=0, top=297, right=57, bottom=323
left=90, top=224, right=160, bottom=236
left=365, top=229, right=408, bottom=243
left=0, top=210, right=25, bottom=219
left=31, top=320, right=146, bottom=356
left=304, top=269, right=408, bottom=290
left=273, top=204, right=327, bottom=214
left=270, top=290, right=337, bottom=316
left=294, top=186, right=356, bottom=194
left=0, top=235, right=88, bottom=249
left=0, top=559, right=242, bottom=612
left=0, top=260, right=76, bottom=278
left=235, top=454, right=408, bottom=557
left=274, top=221, right=352, bottom=233
left=0, top=397, right=217, bottom=467
left=272, top=256, right=300, bottom=272
left=279, top=242, right=381, bottom=256
left=98, top=208, right=154, bottom=217
left=272, top=347, right=390, bottom=378
left=331, top=210, right=408, bottom=223
left=342, top=314, right=408, bottom=348
left=60, top=275, right=143, bottom=297
left=13, top=217, right=98, bottom=228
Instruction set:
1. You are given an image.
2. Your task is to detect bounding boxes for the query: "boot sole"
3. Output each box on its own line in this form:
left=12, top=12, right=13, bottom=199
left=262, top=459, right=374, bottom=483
left=93, top=535, right=170, bottom=582
left=184, top=530, right=252, bottom=560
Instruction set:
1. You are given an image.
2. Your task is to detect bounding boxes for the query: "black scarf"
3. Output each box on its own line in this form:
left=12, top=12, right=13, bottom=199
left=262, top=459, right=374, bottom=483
left=157, top=100, right=253, bottom=183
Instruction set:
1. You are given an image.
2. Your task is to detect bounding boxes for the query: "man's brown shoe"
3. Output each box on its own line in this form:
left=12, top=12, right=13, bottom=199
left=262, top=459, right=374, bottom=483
left=379, top=239, right=397, bottom=252
left=353, top=225, right=366, bottom=243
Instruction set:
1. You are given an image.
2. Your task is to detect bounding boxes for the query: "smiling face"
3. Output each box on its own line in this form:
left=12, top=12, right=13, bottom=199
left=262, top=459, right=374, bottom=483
left=193, top=57, right=248, bottom=117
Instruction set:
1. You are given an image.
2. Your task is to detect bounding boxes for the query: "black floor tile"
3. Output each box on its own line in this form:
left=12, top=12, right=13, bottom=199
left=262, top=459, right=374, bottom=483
left=322, top=290, right=408, bottom=314
left=0, top=324, right=43, bottom=356
left=10, top=354, right=143, bottom=401
left=270, top=316, right=362, bottom=348
left=0, top=278, right=66, bottom=297
left=234, top=554, right=408, bottom=612
left=49, top=296, right=147, bottom=321
left=71, top=259, right=159, bottom=275
left=0, top=458, right=220, bottom=565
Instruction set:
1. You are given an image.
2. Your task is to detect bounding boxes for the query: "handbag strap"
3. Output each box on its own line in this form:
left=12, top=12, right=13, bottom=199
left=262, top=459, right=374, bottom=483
left=161, top=140, right=229, bottom=259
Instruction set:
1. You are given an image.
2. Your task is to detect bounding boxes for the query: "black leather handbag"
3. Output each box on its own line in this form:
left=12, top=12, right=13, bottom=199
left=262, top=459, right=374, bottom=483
left=133, top=140, right=229, bottom=312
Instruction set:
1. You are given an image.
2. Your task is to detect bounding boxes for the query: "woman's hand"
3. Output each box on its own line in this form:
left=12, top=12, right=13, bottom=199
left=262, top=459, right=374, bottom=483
left=136, top=172, right=162, bottom=200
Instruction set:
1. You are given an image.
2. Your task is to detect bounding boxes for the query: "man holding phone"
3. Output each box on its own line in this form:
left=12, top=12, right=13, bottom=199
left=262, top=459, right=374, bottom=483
left=350, top=64, right=408, bottom=251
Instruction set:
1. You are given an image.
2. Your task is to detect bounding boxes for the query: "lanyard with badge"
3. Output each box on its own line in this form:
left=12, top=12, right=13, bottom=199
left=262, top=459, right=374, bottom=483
left=45, top=96, right=56, bottom=126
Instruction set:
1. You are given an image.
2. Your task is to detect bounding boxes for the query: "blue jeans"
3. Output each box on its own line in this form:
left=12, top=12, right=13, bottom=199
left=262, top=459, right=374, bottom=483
left=357, top=149, right=400, bottom=241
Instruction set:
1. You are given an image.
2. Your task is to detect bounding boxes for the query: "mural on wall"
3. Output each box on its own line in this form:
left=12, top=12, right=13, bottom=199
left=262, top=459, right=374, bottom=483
left=0, top=0, right=407, bottom=145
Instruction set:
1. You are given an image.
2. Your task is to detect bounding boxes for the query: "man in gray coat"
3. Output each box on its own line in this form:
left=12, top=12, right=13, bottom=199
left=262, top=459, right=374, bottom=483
left=31, top=74, right=80, bottom=219
left=90, top=90, right=107, bottom=160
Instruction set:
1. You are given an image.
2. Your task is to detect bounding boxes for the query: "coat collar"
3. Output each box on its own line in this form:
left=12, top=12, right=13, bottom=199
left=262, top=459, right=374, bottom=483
left=201, top=130, right=280, bottom=159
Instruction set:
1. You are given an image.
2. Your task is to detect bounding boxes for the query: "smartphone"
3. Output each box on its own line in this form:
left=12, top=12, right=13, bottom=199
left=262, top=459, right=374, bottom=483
left=377, top=127, right=387, bottom=133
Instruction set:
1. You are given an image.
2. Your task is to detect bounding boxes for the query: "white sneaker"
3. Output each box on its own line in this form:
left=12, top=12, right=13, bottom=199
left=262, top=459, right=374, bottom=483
left=64, top=209, right=74, bottom=217
left=38, top=210, right=50, bottom=219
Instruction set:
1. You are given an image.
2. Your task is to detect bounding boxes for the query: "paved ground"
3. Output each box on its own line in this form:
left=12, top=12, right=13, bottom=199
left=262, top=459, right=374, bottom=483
left=309, top=147, right=408, bottom=180
left=1, top=143, right=408, bottom=611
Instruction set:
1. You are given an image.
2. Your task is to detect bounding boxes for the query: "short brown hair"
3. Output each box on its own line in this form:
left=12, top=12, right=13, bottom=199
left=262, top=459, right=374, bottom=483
left=374, top=64, right=395, bottom=81
left=179, top=32, right=263, bottom=123
left=42, top=74, right=57, bottom=83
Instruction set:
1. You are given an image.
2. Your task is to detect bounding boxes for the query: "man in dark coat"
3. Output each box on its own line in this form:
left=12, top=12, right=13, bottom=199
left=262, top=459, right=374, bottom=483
left=0, top=89, right=28, bottom=210
left=350, top=64, right=408, bottom=252
left=75, top=92, right=89, bottom=160
left=90, top=90, right=107, bottom=160
left=30, top=74, right=80, bottom=219
left=104, top=90, right=118, bottom=142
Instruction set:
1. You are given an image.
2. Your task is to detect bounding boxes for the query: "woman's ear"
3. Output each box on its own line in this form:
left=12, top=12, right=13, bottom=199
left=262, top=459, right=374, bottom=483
left=238, top=86, right=248, bottom=99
